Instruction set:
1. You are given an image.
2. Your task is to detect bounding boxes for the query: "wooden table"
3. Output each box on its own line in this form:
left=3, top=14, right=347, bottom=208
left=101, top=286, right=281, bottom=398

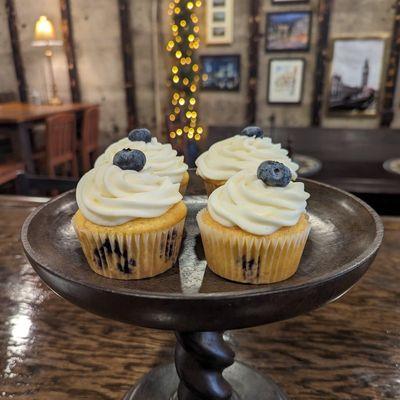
left=0, top=194, right=399, bottom=399
left=0, top=102, right=96, bottom=173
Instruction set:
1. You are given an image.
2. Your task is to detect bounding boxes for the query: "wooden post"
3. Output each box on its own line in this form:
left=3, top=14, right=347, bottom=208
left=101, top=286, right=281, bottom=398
left=5, top=0, right=28, bottom=102
left=246, top=0, right=260, bottom=125
left=118, top=0, right=138, bottom=130
left=311, top=0, right=332, bottom=126
left=60, top=0, right=81, bottom=103
left=380, top=0, right=400, bottom=127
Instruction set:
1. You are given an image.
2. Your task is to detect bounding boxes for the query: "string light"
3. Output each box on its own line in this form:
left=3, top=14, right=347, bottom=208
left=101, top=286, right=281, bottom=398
left=167, top=0, right=204, bottom=141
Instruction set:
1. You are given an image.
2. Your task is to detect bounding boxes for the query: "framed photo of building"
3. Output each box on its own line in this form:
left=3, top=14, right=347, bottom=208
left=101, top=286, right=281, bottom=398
left=327, top=37, right=387, bottom=117
left=200, top=55, right=240, bottom=91
left=206, top=0, right=234, bottom=44
left=265, top=11, right=312, bottom=52
left=267, top=58, right=305, bottom=104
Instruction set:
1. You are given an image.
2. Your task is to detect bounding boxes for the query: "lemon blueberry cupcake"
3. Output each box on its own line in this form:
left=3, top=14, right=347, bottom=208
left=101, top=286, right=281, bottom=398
left=73, top=148, right=187, bottom=280
left=95, top=128, right=189, bottom=195
left=195, top=126, right=298, bottom=196
left=197, top=161, right=310, bottom=284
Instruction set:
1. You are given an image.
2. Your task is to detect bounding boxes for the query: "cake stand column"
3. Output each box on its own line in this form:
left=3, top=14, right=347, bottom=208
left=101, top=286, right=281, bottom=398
left=175, top=331, right=235, bottom=400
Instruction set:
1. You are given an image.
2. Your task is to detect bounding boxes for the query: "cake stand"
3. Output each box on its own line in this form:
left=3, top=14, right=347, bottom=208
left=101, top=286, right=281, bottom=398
left=21, top=179, right=383, bottom=400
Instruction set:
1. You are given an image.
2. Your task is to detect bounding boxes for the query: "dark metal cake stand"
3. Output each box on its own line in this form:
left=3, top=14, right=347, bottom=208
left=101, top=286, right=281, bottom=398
left=21, top=179, right=383, bottom=400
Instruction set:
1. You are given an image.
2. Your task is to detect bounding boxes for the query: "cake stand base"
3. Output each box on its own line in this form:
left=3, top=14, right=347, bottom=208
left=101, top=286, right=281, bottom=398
left=124, top=362, right=288, bottom=400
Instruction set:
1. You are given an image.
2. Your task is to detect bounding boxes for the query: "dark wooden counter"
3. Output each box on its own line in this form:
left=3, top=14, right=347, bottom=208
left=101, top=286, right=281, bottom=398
left=0, top=196, right=399, bottom=399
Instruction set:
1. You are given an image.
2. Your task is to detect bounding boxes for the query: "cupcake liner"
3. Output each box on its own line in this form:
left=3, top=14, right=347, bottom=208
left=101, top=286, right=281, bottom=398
left=179, top=171, right=189, bottom=196
left=197, top=209, right=310, bottom=284
left=202, top=178, right=226, bottom=197
left=73, top=217, right=185, bottom=280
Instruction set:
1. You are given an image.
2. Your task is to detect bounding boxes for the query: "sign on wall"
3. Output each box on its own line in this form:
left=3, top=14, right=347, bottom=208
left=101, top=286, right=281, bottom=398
left=206, top=0, right=234, bottom=44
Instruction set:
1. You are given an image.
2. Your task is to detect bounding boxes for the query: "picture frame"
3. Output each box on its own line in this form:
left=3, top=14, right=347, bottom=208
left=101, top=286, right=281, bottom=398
left=200, top=54, right=241, bottom=91
left=206, top=0, right=234, bottom=45
left=326, top=36, right=387, bottom=117
left=265, top=11, right=312, bottom=52
left=267, top=58, right=305, bottom=104
left=271, top=0, right=310, bottom=4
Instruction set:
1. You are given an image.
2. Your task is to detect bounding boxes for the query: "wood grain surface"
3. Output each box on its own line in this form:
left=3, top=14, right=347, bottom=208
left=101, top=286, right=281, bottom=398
left=0, top=196, right=399, bottom=399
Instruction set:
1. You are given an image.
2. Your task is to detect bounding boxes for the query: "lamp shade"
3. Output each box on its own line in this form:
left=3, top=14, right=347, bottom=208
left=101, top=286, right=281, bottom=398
left=34, top=15, right=56, bottom=41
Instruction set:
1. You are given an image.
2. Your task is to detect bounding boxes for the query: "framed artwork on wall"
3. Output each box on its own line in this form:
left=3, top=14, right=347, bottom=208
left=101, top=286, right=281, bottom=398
left=267, top=58, right=305, bottom=104
left=206, top=0, right=234, bottom=44
left=327, top=37, right=387, bottom=117
left=200, top=55, right=240, bottom=91
left=265, top=11, right=312, bottom=52
left=272, top=0, right=310, bottom=4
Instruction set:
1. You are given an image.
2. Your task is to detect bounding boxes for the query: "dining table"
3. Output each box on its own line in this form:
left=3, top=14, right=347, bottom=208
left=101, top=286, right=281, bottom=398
left=0, top=193, right=399, bottom=399
left=0, top=102, right=96, bottom=173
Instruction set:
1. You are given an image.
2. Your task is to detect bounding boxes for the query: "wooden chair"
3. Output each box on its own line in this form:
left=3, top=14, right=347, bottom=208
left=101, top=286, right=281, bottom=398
left=79, top=106, right=100, bottom=172
left=0, top=159, right=24, bottom=186
left=34, top=113, right=79, bottom=177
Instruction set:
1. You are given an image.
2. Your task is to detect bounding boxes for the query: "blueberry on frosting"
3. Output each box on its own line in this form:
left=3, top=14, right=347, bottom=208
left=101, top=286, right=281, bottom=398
left=240, top=126, right=264, bottom=138
left=257, top=161, right=291, bottom=187
left=128, top=128, right=152, bottom=143
left=113, top=149, right=146, bottom=171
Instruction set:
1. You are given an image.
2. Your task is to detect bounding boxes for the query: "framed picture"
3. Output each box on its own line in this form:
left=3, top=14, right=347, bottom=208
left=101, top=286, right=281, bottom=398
left=201, top=55, right=240, bottom=91
left=265, top=11, right=312, bottom=52
left=327, top=37, right=387, bottom=117
left=272, top=0, right=309, bottom=4
left=206, top=0, right=234, bottom=44
left=267, top=58, right=305, bottom=104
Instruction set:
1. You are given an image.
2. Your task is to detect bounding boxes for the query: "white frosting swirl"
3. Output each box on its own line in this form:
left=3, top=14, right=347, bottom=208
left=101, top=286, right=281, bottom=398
left=208, top=169, right=309, bottom=235
left=76, top=163, right=182, bottom=226
left=95, top=137, right=188, bottom=184
left=196, top=135, right=298, bottom=181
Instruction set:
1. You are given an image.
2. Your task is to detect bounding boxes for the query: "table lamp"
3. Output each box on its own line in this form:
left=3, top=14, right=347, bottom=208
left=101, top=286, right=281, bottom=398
left=32, top=15, right=63, bottom=105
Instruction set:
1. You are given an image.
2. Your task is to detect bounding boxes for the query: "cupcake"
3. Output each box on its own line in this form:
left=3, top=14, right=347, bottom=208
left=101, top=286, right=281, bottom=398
left=73, top=148, right=187, bottom=280
left=195, top=126, right=298, bottom=196
left=197, top=161, right=310, bottom=284
left=95, top=128, right=189, bottom=195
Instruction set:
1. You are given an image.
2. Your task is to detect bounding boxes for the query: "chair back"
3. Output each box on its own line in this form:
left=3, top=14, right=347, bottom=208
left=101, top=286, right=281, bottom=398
left=82, top=106, right=100, bottom=151
left=45, top=113, right=77, bottom=175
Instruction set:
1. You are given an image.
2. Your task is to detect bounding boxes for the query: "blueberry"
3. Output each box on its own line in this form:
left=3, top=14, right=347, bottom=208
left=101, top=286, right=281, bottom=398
left=113, top=149, right=146, bottom=171
left=128, top=128, right=152, bottom=143
left=240, top=126, right=264, bottom=138
left=257, top=161, right=292, bottom=187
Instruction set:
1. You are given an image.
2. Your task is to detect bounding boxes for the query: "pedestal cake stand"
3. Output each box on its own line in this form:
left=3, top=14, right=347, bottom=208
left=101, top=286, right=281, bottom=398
left=22, top=179, right=383, bottom=400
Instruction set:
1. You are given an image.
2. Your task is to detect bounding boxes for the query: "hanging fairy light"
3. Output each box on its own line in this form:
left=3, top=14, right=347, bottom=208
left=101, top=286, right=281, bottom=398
left=166, top=0, right=203, bottom=141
